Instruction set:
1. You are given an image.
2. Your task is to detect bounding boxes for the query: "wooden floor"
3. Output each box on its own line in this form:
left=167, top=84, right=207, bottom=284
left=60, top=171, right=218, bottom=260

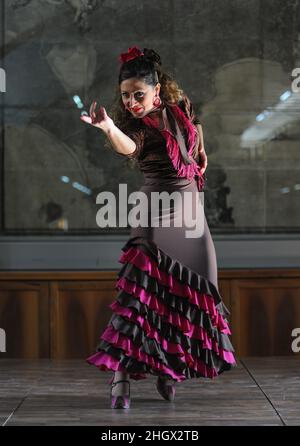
left=1, top=357, right=300, bottom=426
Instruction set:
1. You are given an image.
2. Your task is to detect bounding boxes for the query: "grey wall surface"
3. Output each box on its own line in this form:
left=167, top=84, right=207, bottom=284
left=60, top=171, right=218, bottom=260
left=0, top=234, right=300, bottom=270
left=0, top=0, right=299, bottom=268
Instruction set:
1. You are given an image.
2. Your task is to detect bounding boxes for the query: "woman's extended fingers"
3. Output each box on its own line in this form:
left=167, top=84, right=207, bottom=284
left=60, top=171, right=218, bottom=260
left=80, top=115, right=92, bottom=124
left=89, top=101, right=97, bottom=123
left=95, top=105, right=105, bottom=123
left=88, top=101, right=106, bottom=124
left=80, top=102, right=110, bottom=130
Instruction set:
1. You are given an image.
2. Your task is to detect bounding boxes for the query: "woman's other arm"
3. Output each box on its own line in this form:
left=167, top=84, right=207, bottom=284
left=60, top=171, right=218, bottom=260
left=195, top=123, right=207, bottom=175
left=179, top=94, right=208, bottom=175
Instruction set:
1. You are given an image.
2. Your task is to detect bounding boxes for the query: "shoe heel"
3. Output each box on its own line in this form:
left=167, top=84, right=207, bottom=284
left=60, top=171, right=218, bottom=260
left=110, top=378, right=131, bottom=409
left=156, top=375, right=176, bottom=402
left=111, top=395, right=130, bottom=409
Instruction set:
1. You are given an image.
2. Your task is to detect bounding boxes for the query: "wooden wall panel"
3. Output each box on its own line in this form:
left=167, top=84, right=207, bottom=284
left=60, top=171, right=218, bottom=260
left=50, top=278, right=117, bottom=359
left=230, top=278, right=300, bottom=356
left=0, top=270, right=300, bottom=359
left=0, top=281, right=49, bottom=358
left=218, top=279, right=232, bottom=323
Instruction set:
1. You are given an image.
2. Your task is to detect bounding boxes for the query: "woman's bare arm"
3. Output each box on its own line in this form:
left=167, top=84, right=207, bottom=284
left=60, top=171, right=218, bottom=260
left=80, top=101, right=136, bottom=156
left=104, top=124, right=137, bottom=156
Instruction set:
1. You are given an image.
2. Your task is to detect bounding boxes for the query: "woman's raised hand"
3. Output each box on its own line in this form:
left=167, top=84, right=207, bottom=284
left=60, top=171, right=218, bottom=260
left=80, top=101, right=115, bottom=133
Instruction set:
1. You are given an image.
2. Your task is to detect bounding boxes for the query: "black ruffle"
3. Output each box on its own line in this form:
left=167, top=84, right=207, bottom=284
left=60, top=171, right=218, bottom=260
left=119, top=236, right=231, bottom=319
left=97, top=315, right=233, bottom=378
left=96, top=340, right=231, bottom=380
left=118, top=261, right=230, bottom=324
left=114, top=290, right=235, bottom=353
left=104, top=313, right=233, bottom=369
left=89, top=235, right=236, bottom=381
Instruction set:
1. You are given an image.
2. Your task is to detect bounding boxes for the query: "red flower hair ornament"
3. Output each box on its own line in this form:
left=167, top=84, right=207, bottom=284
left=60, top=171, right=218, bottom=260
left=119, top=46, right=144, bottom=64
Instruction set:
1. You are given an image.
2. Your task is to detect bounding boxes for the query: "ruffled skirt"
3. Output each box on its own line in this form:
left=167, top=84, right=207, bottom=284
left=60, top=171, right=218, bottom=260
left=86, top=178, right=237, bottom=382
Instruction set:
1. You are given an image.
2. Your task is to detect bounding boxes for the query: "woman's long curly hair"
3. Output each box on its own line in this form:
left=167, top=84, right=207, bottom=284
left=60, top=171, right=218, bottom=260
left=106, top=47, right=184, bottom=139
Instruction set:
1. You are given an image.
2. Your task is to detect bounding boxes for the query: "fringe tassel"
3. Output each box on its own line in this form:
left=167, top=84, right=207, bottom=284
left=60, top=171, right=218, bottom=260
left=142, top=103, right=205, bottom=191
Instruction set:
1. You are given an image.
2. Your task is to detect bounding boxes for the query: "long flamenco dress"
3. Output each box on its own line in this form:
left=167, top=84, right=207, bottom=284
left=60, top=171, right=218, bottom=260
left=86, top=95, right=237, bottom=382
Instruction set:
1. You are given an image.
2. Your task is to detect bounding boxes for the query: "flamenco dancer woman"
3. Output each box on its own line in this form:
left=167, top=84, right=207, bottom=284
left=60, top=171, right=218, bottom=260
left=81, top=46, right=237, bottom=409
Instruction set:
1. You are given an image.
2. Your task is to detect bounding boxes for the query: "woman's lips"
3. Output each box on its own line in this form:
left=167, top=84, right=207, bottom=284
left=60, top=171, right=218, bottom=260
left=131, top=106, right=143, bottom=113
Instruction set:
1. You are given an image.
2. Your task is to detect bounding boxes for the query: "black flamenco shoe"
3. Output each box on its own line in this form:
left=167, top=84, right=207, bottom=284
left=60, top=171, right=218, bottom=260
left=156, top=375, right=176, bottom=402
left=109, top=376, right=131, bottom=409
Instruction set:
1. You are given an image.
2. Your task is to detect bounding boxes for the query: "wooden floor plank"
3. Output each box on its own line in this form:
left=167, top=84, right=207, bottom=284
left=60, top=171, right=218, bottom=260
left=242, top=356, right=300, bottom=426
left=0, top=357, right=295, bottom=426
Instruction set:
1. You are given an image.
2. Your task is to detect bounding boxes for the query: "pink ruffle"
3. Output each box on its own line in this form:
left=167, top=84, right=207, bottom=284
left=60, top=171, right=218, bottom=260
left=118, top=246, right=231, bottom=335
left=87, top=325, right=219, bottom=381
left=109, top=300, right=236, bottom=364
left=86, top=352, right=147, bottom=381
left=141, top=103, right=205, bottom=191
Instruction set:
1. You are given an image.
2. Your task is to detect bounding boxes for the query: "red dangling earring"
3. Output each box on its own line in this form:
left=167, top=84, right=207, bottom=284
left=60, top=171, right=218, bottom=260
left=153, top=96, right=162, bottom=107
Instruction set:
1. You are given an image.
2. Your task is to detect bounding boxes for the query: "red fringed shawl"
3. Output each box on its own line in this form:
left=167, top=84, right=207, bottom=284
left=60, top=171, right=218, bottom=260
left=141, top=103, right=205, bottom=192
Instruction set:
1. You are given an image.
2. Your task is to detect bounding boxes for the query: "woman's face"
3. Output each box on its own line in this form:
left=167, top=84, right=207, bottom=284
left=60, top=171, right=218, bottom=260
left=120, top=78, right=161, bottom=118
